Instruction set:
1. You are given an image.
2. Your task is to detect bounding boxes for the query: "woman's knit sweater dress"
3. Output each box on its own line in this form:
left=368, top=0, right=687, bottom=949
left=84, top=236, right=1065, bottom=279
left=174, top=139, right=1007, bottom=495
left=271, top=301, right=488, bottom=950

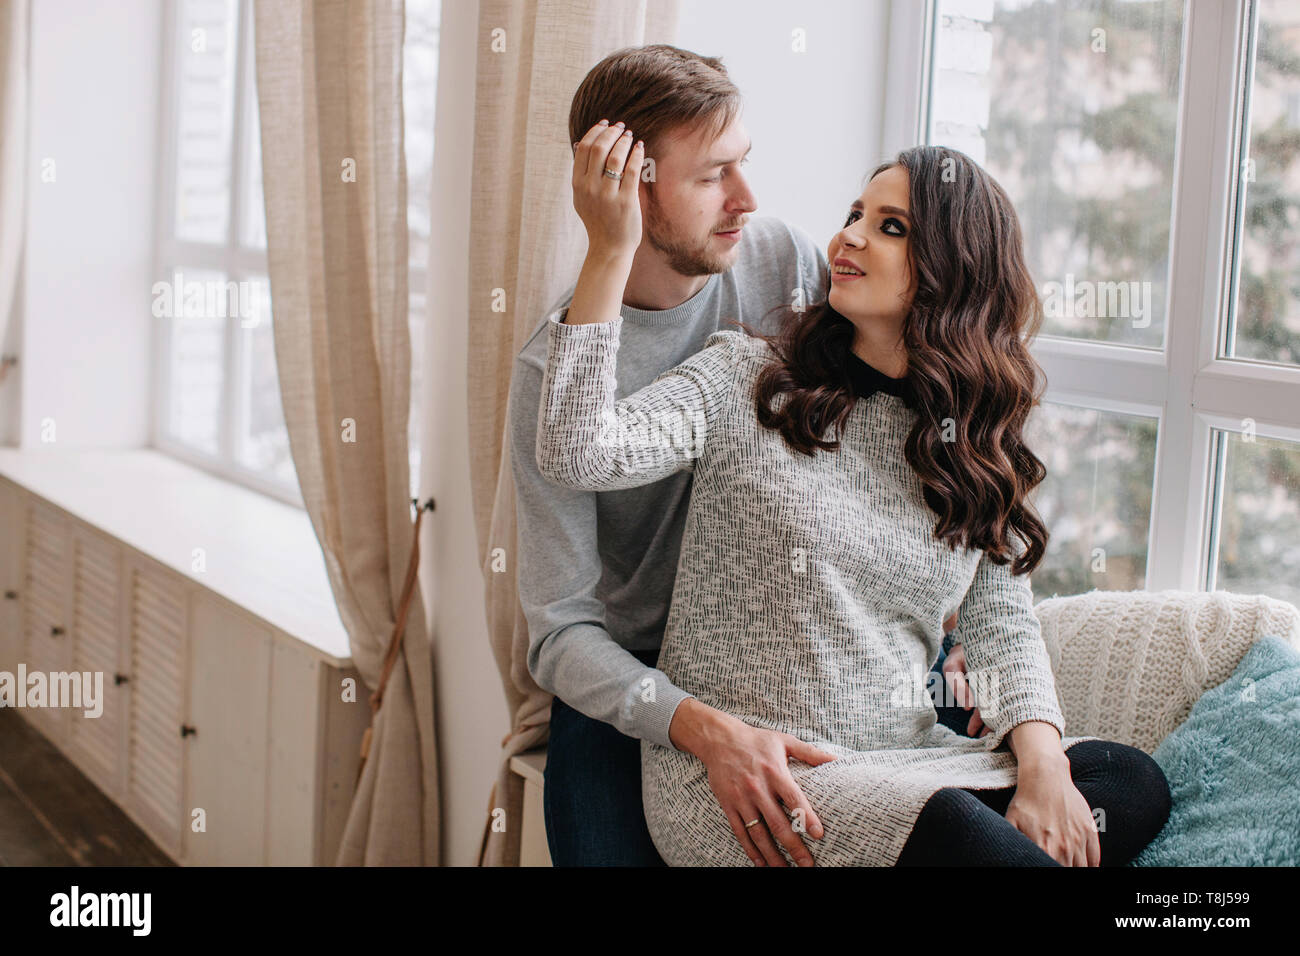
left=535, top=312, right=1096, bottom=867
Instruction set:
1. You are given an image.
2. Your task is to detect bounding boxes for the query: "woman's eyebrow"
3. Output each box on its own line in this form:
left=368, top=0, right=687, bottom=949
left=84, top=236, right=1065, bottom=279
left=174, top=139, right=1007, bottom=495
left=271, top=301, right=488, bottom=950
left=851, top=200, right=911, bottom=220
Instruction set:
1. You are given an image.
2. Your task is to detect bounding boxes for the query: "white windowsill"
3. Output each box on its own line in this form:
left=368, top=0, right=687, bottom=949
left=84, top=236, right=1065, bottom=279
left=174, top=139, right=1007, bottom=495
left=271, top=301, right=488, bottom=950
left=0, top=447, right=351, bottom=666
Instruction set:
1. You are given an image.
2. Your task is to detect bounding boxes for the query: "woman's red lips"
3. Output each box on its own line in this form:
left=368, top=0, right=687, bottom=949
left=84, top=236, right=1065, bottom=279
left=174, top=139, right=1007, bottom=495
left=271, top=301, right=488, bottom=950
left=832, top=256, right=865, bottom=280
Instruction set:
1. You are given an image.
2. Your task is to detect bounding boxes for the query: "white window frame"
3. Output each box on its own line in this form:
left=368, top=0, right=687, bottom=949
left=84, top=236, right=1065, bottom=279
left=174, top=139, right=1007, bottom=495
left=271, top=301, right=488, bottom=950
left=883, top=0, right=1300, bottom=593
left=151, top=0, right=300, bottom=508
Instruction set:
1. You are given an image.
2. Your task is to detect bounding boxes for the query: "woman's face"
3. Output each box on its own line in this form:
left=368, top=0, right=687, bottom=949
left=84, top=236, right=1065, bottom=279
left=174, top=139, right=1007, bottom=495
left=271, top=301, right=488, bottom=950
left=826, top=165, right=916, bottom=331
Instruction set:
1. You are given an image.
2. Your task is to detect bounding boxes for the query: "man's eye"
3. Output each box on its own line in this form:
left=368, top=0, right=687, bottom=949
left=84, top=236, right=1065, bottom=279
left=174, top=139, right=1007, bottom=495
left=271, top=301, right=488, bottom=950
left=703, top=175, right=721, bottom=183
left=843, top=209, right=862, bottom=228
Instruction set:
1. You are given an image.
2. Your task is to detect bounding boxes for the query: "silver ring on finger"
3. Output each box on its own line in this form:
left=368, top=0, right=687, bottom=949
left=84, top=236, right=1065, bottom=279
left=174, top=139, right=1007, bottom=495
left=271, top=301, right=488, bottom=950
left=603, top=168, right=623, bottom=180
left=744, top=818, right=761, bottom=829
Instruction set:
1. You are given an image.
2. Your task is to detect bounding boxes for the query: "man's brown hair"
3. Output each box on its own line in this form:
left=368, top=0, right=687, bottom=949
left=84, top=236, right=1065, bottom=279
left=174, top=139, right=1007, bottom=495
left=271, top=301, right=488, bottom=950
left=568, top=44, right=741, bottom=166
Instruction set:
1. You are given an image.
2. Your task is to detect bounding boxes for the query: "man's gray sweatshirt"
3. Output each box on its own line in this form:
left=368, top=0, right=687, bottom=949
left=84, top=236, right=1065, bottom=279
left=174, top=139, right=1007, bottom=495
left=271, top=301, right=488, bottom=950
left=508, top=216, right=830, bottom=750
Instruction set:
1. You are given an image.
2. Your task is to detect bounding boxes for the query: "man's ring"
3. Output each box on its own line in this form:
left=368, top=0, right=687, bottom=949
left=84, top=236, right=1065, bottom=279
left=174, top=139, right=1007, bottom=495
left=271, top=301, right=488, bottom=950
left=603, top=168, right=623, bottom=180
left=744, top=818, right=760, bottom=829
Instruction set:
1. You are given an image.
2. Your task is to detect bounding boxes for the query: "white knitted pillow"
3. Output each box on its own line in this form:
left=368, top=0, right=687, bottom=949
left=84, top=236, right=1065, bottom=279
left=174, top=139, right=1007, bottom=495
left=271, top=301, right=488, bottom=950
left=1032, top=589, right=1300, bottom=754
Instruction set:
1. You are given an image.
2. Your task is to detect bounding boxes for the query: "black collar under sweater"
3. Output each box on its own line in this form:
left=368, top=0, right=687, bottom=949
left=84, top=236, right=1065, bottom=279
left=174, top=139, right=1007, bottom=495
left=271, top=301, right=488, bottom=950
left=845, top=351, right=910, bottom=402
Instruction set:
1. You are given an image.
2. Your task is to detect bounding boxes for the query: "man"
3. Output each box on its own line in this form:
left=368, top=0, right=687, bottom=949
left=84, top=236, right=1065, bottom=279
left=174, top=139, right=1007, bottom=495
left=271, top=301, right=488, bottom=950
left=507, top=44, right=978, bottom=867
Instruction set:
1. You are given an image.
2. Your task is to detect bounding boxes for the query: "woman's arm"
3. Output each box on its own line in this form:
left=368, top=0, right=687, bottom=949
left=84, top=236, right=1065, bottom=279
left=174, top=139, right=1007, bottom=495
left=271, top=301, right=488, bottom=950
left=948, top=545, right=1067, bottom=753
left=535, top=119, right=742, bottom=491
left=536, top=315, right=742, bottom=491
left=953, top=545, right=1100, bottom=865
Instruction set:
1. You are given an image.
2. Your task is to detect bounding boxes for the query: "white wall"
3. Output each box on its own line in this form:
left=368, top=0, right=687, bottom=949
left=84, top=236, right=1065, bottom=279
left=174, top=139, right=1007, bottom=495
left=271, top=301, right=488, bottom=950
left=677, top=0, right=892, bottom=247
left=421, top=0, right=500, bottom=867
left=17, top=0, right=161, bottom=448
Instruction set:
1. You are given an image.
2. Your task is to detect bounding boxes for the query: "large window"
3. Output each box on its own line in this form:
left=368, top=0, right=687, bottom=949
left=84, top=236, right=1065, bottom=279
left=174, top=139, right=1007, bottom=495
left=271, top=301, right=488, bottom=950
left=153, top=0, right=441, bottom=505
left=910, top=0, right=1300, bottom=605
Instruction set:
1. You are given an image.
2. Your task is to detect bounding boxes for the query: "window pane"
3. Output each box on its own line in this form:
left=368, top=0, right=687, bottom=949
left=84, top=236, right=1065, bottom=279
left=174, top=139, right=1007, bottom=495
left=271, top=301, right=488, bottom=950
left=1211, top=430, right=1300, bottom=608
left=929, top=0, right=1184, bottom=348
left=1024, top=402, right=1158, bottom=597
left=404, top=0, right=442, bottom=499
left=408, top=285, right=426, bottom=498
left=404, top=0, right=442, bottom=272
left=173, top=0, right=240, bottom=243
left=1226, top=0, right=1300, bottom=367
left=241, top=27, right=266, bottom=251
left=235, top=278, right=295, bottom=485
left=165, top=268, right=227, bottom=454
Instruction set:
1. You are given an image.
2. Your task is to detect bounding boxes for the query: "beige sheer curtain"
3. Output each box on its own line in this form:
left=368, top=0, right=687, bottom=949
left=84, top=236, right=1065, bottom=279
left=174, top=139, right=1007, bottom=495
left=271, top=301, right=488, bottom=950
left=253, top=0, right=440, bottom=865
left=0, top=0, right=28, bottom=361
left=469, top=0, right=681, bottom=867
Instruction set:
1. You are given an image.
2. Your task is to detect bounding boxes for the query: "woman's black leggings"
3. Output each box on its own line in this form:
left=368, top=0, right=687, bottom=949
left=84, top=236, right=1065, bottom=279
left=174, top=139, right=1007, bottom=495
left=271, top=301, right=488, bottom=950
left=895, top=739, right=1172, bottom=866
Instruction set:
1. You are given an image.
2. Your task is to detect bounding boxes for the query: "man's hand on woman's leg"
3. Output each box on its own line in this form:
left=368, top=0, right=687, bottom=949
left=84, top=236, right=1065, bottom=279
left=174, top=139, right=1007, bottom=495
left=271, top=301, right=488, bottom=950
left=669, top=698, right=837, bottom=867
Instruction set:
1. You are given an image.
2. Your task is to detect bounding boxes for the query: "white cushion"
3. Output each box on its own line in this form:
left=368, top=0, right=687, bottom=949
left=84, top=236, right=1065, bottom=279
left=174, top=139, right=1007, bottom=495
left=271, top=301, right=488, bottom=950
left=1033, top=589, right=1300, bottom=753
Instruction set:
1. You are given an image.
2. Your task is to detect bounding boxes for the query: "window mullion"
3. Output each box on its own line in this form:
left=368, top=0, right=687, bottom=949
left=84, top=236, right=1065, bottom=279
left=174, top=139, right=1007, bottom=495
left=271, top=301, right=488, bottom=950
left=1147, top=0, right=1250, bottom=592
left=881, top=0, right=935, bottom=156
left=152, top=2, right=184, bottom=452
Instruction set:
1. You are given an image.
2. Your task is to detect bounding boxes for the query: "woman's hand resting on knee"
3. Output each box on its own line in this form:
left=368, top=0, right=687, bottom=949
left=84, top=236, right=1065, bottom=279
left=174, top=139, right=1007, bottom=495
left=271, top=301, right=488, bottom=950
left=669, top=699, right=837, bottom=867
left=1005, top=723, right=1101, bottom=866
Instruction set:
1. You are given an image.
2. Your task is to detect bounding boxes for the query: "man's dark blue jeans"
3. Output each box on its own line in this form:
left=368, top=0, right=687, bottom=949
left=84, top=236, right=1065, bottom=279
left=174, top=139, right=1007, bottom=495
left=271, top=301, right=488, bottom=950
left=542, top=645, right=974, bottom=866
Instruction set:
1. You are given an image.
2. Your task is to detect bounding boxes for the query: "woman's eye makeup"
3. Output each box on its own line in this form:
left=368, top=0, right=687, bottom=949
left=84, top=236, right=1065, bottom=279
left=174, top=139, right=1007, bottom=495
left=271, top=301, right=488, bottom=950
left=842, top=209, right=907, bottom=236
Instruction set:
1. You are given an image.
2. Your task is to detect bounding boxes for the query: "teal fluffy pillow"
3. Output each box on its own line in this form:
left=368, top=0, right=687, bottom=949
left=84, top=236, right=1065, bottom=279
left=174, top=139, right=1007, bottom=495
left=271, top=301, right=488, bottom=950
left=1132, top=635, right=1300, bottom=866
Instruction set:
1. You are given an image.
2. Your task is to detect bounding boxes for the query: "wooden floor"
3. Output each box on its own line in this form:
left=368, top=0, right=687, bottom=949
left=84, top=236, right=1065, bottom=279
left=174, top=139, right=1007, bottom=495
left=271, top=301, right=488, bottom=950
left=0, top=709, right=173, bottom=866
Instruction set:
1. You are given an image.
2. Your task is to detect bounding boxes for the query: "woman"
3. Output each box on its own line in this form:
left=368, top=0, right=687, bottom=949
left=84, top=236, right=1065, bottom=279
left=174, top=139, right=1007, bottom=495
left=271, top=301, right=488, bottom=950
left=536, top=124, right=1171, bottom=866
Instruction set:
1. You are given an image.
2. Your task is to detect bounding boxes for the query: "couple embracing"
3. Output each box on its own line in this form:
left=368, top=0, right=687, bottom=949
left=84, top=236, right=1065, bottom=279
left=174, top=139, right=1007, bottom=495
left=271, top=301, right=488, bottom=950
left=508, top=44, right=1170, bottom=867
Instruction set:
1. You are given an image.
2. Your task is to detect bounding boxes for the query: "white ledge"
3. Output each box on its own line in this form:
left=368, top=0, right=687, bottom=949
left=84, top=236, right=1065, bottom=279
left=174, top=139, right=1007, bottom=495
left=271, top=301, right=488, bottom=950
left=0, top=448, right=351, bottom=666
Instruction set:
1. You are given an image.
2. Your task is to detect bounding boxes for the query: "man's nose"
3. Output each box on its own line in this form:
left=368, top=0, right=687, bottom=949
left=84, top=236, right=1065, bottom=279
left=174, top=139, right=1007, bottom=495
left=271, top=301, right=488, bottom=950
left=727, top=169, right=757, bottom=214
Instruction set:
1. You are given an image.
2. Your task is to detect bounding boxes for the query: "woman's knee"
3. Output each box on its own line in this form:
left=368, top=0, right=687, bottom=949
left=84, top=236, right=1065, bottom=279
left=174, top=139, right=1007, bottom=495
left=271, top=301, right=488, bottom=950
left=1067, top=739, right=1172, bottom=861
left=1069, top=740, right=1170, bottom=800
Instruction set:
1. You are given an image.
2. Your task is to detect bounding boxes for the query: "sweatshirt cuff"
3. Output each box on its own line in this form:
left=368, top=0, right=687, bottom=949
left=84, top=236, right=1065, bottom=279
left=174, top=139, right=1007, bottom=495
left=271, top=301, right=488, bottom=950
left=548, top=307, right=622, bottom=334
left=979, top=693, right=1067, bottom=752
left=624, top=674, right=695, bottom=751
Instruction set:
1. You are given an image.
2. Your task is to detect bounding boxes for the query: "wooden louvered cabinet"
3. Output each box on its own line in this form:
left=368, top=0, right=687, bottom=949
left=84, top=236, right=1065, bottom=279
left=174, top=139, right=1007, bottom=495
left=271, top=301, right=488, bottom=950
left=121, top=557, right=189, bottom=859
left=184, top=596, right=272, bottom=865
left=0, top=479, right=24, bottom=676
left=64, top=525, right=128, bottom=801
left=0, top=471, right=370, bottom=866
left=22, top=500, right=73, bottom=743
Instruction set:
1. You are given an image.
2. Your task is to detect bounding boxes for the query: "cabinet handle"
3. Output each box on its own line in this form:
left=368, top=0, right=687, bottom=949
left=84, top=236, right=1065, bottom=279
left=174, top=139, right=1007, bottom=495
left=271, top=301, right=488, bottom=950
left=114, top=673, right=129, bottom=686
left=50, top=625, right=64, bottom=636
left=3, top=589, right=16, bottom=600
left=180, top=724, right=197, bottom=738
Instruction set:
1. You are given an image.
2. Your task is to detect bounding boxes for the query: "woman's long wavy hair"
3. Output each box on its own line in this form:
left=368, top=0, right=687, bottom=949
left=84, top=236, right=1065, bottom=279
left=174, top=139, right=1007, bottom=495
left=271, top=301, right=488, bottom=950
left=739, top=146, right=1050, bottom=575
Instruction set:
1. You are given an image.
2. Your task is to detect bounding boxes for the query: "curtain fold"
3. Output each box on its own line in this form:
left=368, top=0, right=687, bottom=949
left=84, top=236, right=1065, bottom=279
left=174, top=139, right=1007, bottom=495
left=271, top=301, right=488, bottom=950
left=253, top=0, right=440, bottom=866
left=468, top=0, right=681, bottom=867
left=0, top=0, right=29, bottom=367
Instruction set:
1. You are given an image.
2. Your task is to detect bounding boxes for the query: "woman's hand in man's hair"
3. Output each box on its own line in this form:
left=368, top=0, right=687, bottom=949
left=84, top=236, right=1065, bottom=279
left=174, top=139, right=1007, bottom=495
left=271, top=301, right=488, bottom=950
left=571, top=120, right=644, bottom=259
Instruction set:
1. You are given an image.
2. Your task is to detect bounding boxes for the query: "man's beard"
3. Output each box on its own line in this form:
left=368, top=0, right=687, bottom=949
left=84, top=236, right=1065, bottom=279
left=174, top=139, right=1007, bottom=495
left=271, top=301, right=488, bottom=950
left=644, top=193, right=737, bottom=277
